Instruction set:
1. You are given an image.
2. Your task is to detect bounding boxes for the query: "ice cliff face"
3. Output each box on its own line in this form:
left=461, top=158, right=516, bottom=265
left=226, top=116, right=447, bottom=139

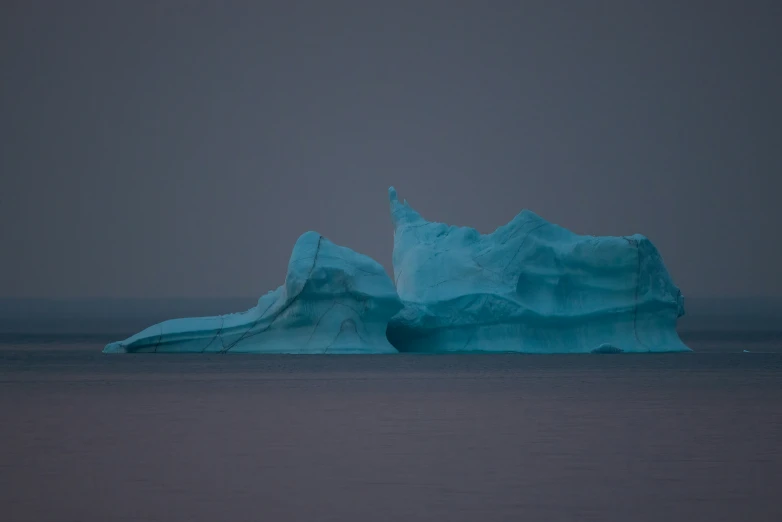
left=104, top=232, right=402, bottom=354
left=386, top=187, right=689, bottom=353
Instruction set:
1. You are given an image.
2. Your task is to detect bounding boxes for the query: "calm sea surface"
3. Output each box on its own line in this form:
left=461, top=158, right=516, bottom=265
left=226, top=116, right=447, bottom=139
left=1, top=330, right=781, bottom=522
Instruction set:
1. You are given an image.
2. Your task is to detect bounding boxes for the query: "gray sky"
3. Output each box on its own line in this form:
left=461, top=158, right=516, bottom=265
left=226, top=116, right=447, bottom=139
left=1, top=0, right=780, bottom=299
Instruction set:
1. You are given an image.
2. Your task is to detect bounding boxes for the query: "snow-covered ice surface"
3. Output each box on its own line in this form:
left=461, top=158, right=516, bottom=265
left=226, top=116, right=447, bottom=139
left=386, top=187, right=690, bottom=353
left=104, top=232, right=402, bottom=354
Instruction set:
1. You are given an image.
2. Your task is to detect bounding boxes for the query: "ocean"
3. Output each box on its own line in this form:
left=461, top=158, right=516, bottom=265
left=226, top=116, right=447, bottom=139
left=1, top=301, right=781, bottom=521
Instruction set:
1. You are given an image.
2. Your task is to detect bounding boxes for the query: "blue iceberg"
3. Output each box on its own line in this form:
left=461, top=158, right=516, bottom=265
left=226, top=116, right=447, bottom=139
left=104, top=188, right=690, bottom=355
left=386, top=187, right=689, bottom=353
left=104, top=232, right=402, bottom=354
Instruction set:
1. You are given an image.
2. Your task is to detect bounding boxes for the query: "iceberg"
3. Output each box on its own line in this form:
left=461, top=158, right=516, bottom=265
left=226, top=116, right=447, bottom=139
left=104, top=232, right=402, bottom=354
left=386, top=187, right=690, bottom=353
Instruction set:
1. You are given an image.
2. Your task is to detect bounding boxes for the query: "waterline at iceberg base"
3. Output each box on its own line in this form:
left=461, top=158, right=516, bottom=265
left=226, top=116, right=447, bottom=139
left=104, top=188, right=689, bottom=354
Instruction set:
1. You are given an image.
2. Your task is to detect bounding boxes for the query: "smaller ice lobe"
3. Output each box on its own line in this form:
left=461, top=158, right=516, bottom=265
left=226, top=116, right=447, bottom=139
left=104, top=232, right=402, bottom=354
left=386, top=187, right=689, bottom=353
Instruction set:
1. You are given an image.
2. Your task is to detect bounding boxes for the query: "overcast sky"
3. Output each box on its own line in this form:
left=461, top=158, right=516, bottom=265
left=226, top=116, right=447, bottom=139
left=1, top=0, right=780, bottom=299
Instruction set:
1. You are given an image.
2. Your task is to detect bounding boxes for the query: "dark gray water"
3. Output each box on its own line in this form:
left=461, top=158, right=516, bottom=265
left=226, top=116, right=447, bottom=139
left=1, top=332, right=781, bottom=522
